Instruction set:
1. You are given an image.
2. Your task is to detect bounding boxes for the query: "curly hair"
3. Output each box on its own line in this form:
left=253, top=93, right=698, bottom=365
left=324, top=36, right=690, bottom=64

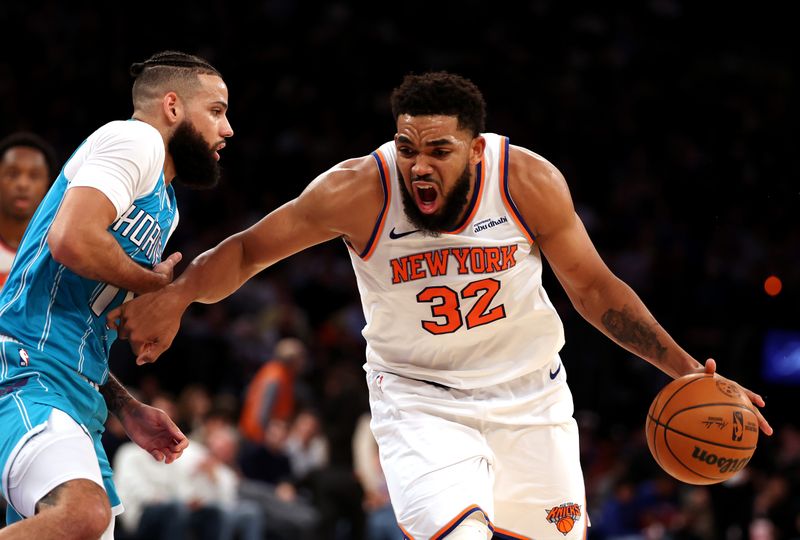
left=130, top=50, right=222, bottom=110
left=390, top=72, right=486, bottom=137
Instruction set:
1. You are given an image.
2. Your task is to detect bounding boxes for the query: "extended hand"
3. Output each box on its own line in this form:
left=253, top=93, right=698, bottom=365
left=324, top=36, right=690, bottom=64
left=107, top=288, right=186, bottom=365
left=120, top=401, right=188, bottom=463
left=699, top=358, right=773, bottom=436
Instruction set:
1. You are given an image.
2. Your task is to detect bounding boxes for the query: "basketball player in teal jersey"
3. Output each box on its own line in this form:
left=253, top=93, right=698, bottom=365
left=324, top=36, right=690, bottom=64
left=111, top=73, right=769, bottom=539
left=0, top=51, right=233, bottom=539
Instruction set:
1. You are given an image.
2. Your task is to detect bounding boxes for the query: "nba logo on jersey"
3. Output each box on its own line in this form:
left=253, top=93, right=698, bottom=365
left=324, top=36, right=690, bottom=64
left=18, top=348, right=29, bottom=367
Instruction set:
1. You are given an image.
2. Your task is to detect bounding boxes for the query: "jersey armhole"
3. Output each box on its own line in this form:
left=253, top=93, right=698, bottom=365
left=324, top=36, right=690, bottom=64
left=347, top=150, right=391, bottom=260
left=498, top=137, right=536, bottom=245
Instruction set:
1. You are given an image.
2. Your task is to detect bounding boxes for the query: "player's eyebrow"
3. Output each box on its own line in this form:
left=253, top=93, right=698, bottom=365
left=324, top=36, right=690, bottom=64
left=396, top=135, right=455, bottom=146
left=211, top=100, right=228, bottom=110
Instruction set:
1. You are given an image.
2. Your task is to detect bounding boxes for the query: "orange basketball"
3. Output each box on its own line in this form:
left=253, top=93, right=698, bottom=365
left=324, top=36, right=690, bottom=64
left=645, top=373, right=759, bottom=485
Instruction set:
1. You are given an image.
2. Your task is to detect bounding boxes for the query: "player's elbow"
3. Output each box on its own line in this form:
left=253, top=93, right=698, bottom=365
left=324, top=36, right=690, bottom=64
left=47, top=226, right=86, bottom=268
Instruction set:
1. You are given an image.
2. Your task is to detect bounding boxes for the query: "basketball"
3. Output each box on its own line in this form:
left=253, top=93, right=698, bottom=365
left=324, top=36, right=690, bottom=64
left=645, top=373, right=759, bottom=485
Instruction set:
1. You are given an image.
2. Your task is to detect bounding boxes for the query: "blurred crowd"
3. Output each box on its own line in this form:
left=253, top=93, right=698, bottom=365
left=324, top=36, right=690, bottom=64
left=1, top=1, right=798, bottom=538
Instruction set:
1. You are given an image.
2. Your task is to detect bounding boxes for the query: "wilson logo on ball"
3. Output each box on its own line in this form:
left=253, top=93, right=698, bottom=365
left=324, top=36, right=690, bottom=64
left=691, top=446, right=750, bottom=474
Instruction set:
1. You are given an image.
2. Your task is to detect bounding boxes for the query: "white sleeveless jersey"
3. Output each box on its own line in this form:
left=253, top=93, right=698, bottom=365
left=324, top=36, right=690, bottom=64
left=347, top=133, right=565, bottom=389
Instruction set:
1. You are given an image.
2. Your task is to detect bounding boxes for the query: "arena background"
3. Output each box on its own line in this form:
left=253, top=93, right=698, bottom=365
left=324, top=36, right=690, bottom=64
left=1, top=2, right=797, bottom=538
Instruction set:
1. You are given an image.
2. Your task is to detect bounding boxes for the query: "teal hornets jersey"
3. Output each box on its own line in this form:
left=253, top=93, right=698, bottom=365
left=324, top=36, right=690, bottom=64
left=0, top=120, right=178, bottom=387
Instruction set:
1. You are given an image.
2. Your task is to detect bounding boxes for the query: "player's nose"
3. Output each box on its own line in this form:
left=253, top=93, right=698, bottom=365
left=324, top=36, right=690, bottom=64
left=221, top=117, right=233, bottom=138
left=411, top=156, right=432, bottom=176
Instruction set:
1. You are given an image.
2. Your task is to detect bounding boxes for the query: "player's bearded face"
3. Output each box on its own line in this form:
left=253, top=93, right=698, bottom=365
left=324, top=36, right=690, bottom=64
left=168, top=120, right=220, bottom=189
left=399, top=162, right=471, bottom=236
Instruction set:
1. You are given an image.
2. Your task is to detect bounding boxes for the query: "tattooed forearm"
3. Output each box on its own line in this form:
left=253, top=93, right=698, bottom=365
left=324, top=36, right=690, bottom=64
left=601, top=307, right=668, bottom=360
left=100, top=372, right=134, bottom=417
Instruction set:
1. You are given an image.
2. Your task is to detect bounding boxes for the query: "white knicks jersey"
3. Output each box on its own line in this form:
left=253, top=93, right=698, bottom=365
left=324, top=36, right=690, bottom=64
left=346, top=133, right=565, bottom=389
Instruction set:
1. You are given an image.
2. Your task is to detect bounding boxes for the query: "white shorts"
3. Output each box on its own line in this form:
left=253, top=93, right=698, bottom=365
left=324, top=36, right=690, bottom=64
left=367, top=363, right=588, bottom=539
left=4, top=407, right=120, bottom=535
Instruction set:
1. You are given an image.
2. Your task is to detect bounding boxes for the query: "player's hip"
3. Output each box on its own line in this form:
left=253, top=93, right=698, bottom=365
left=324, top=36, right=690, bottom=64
left=365, top=358, right=574, bottom=426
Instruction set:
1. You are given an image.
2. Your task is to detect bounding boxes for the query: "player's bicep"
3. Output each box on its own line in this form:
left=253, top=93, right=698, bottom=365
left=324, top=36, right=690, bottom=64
left=49, top=187, right=119, bottom=256
left=507, top=147, right=613, bottom=296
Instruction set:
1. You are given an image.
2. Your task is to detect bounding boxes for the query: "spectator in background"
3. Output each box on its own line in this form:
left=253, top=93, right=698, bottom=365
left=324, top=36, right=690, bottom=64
left=239, top=337, right=309, bottom=443
left=238, top=417, right=320, bottom=540
left=185, top=419, right=265, bottom=540
left=113, top=394, right=224, bottom=540
left=286, top=408, right=329, bottom=481
left=0, top=132, right=58, bottom=287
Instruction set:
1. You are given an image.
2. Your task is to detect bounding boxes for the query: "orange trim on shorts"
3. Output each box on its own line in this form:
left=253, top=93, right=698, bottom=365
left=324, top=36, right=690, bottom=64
left=353, top=149, right=392, bottom=261
left=493, top=527, right=532, bottom=540
left=445, top=159, right=485, bottom=235
left=431, top=505, right=491, bottom=539
left=498, top=137, right=535, bottom=245
left=398, top=522, right=415, bottom=540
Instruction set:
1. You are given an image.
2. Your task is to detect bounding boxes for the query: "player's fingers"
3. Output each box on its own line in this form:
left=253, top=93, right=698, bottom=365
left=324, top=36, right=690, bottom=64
left=136, top=346, right=164, bottom=365
left=165, top=447, right=185, bottom=464
left=753, top=407, right=773, bottom=436
left=743, top=387, right=766, bottom=408
left=161, top=252, right=183, bottom=269
left=171, top=434, right=189, bottom=452
left=106, top=308, right=121, bottom=331
left=150, top=450, right=165, bottom=462
left=703, top=358, right=717, bottom=374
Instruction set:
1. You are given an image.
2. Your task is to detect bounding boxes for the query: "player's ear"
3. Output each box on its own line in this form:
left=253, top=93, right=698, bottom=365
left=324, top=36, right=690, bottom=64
left=161, top=92, right=182, bottom=125
left=469, top=135, right=486, bottom=166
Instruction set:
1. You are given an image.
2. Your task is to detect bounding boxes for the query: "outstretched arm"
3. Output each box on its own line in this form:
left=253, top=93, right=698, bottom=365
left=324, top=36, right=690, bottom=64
left=508, top=146, right=772, bottom=435
left=108, top=156, right=384, bottom=363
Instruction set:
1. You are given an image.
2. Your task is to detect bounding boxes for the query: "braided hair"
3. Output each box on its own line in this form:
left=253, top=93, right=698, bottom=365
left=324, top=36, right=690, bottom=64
left=130, top=50, right=221, bottom=109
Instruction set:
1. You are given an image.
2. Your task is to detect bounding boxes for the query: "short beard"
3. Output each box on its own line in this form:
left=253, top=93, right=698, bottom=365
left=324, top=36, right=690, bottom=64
left=399, top=164, right=472, bottom=236
left=168, top=121, right=220, bottom=189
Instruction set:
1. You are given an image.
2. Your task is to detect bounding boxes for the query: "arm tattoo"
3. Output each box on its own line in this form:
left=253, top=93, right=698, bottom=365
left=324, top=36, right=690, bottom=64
left=601, top=307, right=667, bottom=360
left=100, top=372, right=133, bottom=417
left=35, top=481, right=71, bottom=513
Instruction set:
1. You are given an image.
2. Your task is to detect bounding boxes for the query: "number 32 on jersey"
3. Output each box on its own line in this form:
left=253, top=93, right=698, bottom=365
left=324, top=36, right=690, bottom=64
left=416, top=278, right=506, bottom=335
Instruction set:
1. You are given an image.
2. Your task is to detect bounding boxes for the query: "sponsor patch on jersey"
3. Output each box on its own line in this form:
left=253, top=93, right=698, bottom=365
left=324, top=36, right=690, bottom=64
left=18, top=348, right=29, bottom=367
left=473, top=216, right=509, bottom=234
left=545, top=502, right=582, bottom=536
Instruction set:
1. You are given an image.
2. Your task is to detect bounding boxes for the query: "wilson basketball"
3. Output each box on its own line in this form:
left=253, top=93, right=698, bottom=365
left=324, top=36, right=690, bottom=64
left=645, top=373, right=759, bottom=485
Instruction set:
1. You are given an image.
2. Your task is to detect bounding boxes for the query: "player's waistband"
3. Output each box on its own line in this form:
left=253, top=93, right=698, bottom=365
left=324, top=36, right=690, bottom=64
left=0, top=334, right=22, bottom=345
left=0, top=333, right=100, bottom=392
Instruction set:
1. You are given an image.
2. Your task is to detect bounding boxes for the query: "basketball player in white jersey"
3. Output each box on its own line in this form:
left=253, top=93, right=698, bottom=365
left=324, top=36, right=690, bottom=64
left=110, top=72, right=771, bottom=539
left=0, top=132, right=58, bottom=288
left=0, top=51, right=233, bottom=540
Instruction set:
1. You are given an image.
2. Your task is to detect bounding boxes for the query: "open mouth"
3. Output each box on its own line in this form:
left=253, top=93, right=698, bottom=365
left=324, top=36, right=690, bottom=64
left=213, top=142, right=226, bottom=161
left=413, top=181, right=441, bottom=214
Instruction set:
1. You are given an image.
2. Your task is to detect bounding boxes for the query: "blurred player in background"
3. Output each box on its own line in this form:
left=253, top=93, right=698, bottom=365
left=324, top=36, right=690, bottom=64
left=111, top=72, right=770, bottom=539
left=0, top=50, right=233, bottom=539
left=0, top=132, right=58, bottom=287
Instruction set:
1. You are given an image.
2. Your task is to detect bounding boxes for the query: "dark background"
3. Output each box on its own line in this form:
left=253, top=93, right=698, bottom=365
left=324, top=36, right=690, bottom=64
left=2, top=1, right=798, bottom=538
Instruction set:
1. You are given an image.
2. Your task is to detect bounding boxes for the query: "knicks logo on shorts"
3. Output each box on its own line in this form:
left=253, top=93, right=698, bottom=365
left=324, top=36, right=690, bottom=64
left=545, top=502, right=582, bottom=536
